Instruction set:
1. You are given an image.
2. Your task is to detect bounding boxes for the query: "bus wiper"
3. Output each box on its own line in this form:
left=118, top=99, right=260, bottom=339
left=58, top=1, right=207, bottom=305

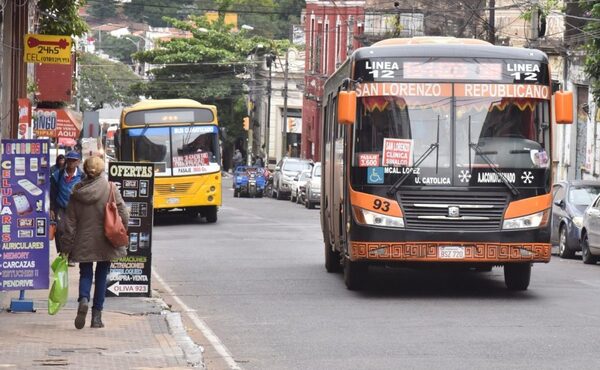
left=469, top=142, right=520, bottom=197
left=387, top=120, right=440, bottom=197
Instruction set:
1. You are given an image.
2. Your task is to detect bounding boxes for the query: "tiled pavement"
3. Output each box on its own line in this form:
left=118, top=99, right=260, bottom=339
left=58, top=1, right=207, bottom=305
left=0, top=265, right=202, bottom=369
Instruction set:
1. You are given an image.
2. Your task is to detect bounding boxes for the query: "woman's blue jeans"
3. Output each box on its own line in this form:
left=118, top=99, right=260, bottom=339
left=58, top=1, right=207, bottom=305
left=78, top=261, right=111, bottom=311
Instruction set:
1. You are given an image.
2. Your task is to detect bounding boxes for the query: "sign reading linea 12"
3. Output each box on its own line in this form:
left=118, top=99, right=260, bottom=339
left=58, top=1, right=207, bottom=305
left=24, top=34, right=72, bottom=64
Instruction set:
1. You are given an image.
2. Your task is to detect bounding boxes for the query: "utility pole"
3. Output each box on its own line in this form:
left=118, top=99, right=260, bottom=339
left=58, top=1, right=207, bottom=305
left=530, top=0, right=539, bottom=47
left=281, top=48, right=289, bottom=158
left=265, top=53, right=275, bottom=167
left=488, top=0, right=496, bottom=44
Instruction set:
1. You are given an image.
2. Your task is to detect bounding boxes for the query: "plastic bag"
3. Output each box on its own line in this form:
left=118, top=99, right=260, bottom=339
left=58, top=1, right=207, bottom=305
left=48, top=254, right=68, bottom=315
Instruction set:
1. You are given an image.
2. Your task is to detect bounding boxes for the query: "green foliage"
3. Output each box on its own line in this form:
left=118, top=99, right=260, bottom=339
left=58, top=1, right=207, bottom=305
left=582, top=1, right=600, bottom=104
left=123, top=0, right=196, bottom=27
left=78, top=52, right=141, bottom=111
left=95, top=32, right=140, bottom=65
left=37, top=0, right=88, bottom=36
left=131, top=14, right=289, bottom=145
left=87, top=1, right=117, bottom=21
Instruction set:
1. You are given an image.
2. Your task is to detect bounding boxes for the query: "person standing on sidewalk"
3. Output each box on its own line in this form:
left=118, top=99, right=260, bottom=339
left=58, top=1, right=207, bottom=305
left=50, top=151, right=84, bottom=255
left=60, top=156, right=130, bottom=329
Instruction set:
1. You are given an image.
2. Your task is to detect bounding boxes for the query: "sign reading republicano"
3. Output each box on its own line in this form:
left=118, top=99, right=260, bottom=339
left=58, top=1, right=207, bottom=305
left=24, top=34, right=71, bottom=65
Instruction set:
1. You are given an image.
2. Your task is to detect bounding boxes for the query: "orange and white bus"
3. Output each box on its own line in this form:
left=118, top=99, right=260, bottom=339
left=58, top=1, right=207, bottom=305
left=320, top=37, right=573, bottom=290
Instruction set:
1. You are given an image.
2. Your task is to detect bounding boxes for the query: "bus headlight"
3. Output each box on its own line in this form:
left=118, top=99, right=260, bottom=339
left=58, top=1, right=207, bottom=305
left=502, top=210, right=548, bottom=230
left=354, top=207, right=404, bottom=228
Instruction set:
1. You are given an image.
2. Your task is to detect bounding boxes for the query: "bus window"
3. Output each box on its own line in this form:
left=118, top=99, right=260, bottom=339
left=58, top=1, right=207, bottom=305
left=171, top=126, right=221, bottom=165
left=455, top=98, right=548, bottom=169
left=125, top=127, right=170, bottom=175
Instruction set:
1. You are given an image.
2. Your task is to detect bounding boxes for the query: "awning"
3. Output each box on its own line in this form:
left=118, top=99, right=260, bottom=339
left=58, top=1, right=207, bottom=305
left=33, top=108, right=82, bottom=139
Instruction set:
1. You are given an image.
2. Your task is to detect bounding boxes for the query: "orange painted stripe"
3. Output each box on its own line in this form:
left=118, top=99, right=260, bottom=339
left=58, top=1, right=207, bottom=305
left=504, top=193, right=552, bottom=219
left=349, top=188, right=402, bottom=217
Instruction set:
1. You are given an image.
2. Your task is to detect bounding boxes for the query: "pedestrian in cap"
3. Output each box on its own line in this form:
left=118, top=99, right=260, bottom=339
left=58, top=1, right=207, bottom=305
left=50, top=150, right=84, bottom=255
left=60, top=156, right=129, bottom=329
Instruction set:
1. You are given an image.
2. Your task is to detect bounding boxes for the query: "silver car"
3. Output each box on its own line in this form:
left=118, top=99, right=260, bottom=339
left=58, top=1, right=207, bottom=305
left=581, top=194, right=600, bottom=264
left=272, top=158, right=312, bottom=200
left=304, top=162, right=321, bottom=209
left=290, top=170, right=311, bottom=203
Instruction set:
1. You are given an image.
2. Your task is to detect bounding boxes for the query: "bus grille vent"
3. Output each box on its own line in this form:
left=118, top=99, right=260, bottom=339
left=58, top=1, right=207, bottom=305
left=399, top=192, right=508, bottom=231
left=155, top=183, right=193, bottom=195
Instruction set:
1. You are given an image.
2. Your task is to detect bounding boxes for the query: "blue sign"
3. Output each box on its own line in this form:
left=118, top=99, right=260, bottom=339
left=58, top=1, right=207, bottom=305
left=1, top=140, right=50, bottom=291
left=367, top=167, right=384, bottom=184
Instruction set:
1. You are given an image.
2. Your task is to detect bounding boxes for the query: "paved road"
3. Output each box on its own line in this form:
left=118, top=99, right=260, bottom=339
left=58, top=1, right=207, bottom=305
left=152, top=179, right=600, bottom=370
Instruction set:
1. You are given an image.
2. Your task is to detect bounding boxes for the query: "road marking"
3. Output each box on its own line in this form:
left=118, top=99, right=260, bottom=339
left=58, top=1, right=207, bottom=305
left=153, top=269, right=241, bottom=370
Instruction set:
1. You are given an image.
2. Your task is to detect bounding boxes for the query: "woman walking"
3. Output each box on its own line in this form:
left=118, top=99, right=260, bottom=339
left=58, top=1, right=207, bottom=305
left=60, top=156, right=129, bottom=329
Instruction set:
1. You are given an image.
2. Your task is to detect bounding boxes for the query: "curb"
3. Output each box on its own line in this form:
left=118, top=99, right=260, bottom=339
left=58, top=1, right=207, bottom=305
left=165, top=311, right=205, bottom=368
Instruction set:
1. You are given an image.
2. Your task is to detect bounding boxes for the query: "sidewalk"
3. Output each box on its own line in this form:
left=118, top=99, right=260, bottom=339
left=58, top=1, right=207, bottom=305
left=0, top=262, right=204, bottom=369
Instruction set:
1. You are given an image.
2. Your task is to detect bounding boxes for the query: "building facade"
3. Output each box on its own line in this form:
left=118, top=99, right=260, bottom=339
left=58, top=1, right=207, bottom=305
left=302, top=1, right=366, bottom=160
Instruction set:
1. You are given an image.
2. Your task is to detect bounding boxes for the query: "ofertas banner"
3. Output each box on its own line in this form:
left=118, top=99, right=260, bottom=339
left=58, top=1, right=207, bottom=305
left=106, top=162, right=154, bottom=297
left=1, top=140, right=51, bottom=291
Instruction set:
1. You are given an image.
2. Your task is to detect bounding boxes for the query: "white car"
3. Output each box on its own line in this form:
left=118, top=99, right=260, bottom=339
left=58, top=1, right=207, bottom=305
left=305, top=162, right=321, bottom=209
left=581, top=194, right=600, bottom=264
left=290, top=170, right=311, bottom=203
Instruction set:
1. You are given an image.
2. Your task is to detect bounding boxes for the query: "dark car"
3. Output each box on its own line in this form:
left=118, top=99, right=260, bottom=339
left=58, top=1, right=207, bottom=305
left=551, top=181, right=600, bottom=258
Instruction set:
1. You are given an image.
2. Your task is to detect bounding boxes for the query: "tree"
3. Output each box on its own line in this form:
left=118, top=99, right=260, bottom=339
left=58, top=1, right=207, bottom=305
left=582, top=0, right=600, bottom=104
left=131, top=14, right=289, bottom=149
left=94, top=32, right=139, bottom=65
left=87, top=1, right=117, bottom=21
left=123, top=0, right=196, bottom=27
left=37, top=0, right=88, bottom=36
left=78, top=52, right=141, bottom=111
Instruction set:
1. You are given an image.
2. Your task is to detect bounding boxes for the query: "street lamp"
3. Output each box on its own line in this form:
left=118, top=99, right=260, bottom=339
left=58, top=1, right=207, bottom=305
left=123, top=36, right=141, bottom=74
left=265, top=53, right=276, bottom=167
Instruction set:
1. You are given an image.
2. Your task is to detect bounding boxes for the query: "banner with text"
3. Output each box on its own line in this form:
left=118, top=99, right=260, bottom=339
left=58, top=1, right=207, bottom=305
left=106, top=162, right=154, bottom=297
left=1, top=140, right=51, bottom=291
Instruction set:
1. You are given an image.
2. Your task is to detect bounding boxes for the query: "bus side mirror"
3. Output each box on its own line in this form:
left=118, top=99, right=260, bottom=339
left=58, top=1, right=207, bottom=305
left=555, top=91, right=573, bottom=124
left=338, top=91, right=357, bottom=125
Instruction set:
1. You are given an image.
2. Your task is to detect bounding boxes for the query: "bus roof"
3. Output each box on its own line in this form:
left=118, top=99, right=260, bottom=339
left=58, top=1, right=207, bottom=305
left=354, top=37, right=548, bottom=63
left=122, top=99, right=216, bottom=115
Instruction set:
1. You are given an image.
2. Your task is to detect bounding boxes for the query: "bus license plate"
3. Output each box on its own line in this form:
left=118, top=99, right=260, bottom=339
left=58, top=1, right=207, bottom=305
left=167, top=197, right=180, bottom=204
left=439, top=246, right=465, bottom=259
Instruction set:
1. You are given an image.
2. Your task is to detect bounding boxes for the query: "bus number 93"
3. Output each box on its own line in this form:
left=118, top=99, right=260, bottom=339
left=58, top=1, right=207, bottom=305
left=373, top=199, right=390, bottom=212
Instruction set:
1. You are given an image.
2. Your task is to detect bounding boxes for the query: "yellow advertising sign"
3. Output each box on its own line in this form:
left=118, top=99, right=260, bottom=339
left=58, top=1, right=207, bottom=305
left=23, top=34, right=72, bottom=64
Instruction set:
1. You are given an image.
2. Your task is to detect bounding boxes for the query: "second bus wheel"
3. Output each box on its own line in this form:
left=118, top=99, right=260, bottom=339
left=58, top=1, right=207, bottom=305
left=344, top=258, right=368, bottom=290
left=504, top=263, right=531, bottom=291
left=204, top=206, right=218, bottom=223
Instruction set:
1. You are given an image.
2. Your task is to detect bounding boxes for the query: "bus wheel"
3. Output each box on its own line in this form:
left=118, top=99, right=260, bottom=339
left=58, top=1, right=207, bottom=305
left=205, top=206, right=218, bottom=223
left=344, top=258, right=367, bottom=290
left=325, top=243, right=342, bottom=273
left=504, top=263, right=531, bottom=291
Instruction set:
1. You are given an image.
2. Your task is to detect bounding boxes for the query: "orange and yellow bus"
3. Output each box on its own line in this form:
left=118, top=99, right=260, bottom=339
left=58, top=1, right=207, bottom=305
left=321, top=37, right=573, bottom=290
left=117, top=99, right=221, bottom=222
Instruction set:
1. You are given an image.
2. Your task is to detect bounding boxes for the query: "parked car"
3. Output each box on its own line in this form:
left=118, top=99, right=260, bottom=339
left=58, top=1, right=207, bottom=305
left=272, top=157, right=313, bottom=200
left=290, top=170, right=311, bottom=203
left=304, top=162, right=321, bottom=209
left=580, top=194, right=600, bottom=264
left=551, top=180, right=600, bottom=258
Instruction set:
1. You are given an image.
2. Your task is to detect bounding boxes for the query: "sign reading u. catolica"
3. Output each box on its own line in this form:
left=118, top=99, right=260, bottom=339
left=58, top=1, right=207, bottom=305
left=23, top=34, right=71, bottom=64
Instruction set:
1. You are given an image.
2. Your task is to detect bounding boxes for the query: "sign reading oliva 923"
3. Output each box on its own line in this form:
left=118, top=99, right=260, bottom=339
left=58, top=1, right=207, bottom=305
left=23, top=34, right=71, bottom=64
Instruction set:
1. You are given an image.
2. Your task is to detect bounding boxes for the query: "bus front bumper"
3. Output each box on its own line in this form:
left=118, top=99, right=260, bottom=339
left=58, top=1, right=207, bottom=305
left=350, top=241, right=551, bottom=263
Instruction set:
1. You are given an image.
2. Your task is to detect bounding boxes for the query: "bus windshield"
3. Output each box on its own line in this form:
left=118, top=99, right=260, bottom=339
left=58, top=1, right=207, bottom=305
left=123, top=125, right=221, bottom=176
left=353, top=95, right=549, bottom=187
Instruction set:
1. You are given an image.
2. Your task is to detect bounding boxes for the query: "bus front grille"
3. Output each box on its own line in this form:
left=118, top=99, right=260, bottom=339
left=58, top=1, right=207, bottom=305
left=155, top=183, right=194, bottom=195
left=399, top=192, right=508, bottom=231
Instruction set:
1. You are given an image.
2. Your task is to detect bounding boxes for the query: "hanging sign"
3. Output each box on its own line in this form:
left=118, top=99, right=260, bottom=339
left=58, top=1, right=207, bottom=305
left=24, top=34, right=72, bottom=64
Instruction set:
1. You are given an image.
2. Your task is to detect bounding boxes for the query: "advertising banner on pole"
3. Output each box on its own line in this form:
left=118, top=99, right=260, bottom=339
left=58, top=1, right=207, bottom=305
left=0, top=140, right=51, bottom=291
left=106, top=162, right=154, bottom=297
